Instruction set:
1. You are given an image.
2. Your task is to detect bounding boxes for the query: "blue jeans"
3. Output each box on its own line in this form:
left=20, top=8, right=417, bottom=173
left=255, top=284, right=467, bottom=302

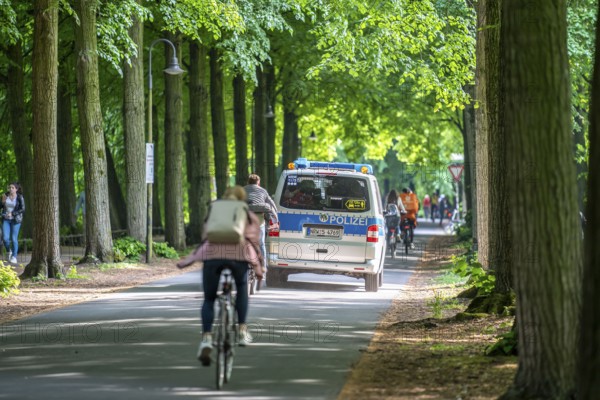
left=3, top=219, right=21, bottom=257
left=201, top=260, right=249, bottom=333
left=259, top=223, right=267, bottom=271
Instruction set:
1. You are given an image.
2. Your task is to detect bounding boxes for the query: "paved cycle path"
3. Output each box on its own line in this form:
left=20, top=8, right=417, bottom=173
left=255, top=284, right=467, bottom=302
left=0, top=221, right=445, bottom=399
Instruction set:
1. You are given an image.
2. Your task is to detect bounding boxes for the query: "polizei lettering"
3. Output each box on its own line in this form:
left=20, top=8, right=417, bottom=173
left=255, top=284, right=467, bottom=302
left=328, top=215, right=367, bottom=225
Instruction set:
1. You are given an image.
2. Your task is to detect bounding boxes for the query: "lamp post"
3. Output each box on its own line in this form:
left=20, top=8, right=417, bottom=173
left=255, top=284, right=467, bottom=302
left=146, top=38, right=185, bottom=263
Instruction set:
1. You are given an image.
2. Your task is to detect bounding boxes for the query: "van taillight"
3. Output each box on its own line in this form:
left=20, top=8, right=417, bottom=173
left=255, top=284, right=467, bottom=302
left=268, top=226, right=280, bottom=237
left=367, top=225, right=379, bottom=242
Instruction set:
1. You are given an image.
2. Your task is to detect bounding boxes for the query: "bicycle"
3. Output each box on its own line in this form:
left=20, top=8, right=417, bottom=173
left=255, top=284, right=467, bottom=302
left=214, top=267, right=238, bottom=389
left=384, top=205, right=400, bottom=259
left=400, top=217, right=414, bottom=255
left=443, top=209, right=462, bottom=234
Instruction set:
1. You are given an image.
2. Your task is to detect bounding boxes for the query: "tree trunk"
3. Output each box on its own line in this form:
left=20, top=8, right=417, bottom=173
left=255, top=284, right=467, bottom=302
left=123, top=4, right=146, bottom=241
left=253, top=66, right=267, bottom=180
left=73, top=0, right=113, bottom=262
left=6, top=42, right=34, bottom=240
left=57, top=55, right=77, bottom=230
left=186, top=41, right=211, bottom=244
left=282, top=92, right=299, bottom=164
left=265, top=63, right=277, bottom=194
left=105, top=142, right=127, bottom=231
left=233, top=74, right=249, bottom=186
left=209, top=47, right=229, bottom=198
left=163, top=32, right=186, bottom=250
left=500, top=0, right=582, bottom=398
left=484, top=0, right=512, bottom=293
left=579, top=1, right=600, bottom=397
left=22, top=0, right=63, bottom=279
left=463, top=84, right=477, bottom=242
left=152, top=103, right=163, bottom=229
left=474, top=0, right=490, bottom=267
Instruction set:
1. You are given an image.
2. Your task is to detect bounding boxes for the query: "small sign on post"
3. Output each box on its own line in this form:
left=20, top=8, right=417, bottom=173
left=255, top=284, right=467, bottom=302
left=146, top=143, right=154, bottom=184
left=448, top=164, right=464, bottom=182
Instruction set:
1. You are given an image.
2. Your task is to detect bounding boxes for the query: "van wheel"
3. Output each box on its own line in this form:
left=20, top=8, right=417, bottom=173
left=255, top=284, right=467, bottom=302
left=365, top=273, right=379, bottom=292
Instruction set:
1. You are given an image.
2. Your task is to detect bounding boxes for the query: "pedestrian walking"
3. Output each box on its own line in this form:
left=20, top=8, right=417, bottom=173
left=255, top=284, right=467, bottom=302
left=2, top=182, right=25, bottom=264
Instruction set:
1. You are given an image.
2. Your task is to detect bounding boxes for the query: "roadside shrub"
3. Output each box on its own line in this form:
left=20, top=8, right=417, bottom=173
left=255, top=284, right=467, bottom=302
left=113, top=236, right=146, bottom=261
left=451, top=253, right=495, bottom=295
left=0, top=264, right=20, bottom=298
left=153, top=242, right=179, bottom=259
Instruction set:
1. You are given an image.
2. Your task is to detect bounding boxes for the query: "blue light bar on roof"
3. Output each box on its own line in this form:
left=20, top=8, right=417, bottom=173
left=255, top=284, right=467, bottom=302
left=291, top=158, right=373, bottom=174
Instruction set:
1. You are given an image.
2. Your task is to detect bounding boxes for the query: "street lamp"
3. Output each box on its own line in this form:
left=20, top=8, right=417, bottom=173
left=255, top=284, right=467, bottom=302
left=146, top=38, right=185, bottom=263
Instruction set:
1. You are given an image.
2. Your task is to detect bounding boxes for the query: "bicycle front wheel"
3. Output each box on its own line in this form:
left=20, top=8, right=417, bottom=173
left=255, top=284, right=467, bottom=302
left=215, top=303, right=228, bottom=389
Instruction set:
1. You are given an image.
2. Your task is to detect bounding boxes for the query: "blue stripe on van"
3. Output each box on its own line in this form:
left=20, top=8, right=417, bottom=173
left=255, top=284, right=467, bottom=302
left=278, top=212, right=384, bottom=236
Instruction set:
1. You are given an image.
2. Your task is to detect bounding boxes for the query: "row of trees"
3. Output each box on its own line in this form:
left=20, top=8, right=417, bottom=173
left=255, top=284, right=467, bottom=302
left=469, top=0, right=599, bottom=398
left=0, top=0, right=474, bottom=275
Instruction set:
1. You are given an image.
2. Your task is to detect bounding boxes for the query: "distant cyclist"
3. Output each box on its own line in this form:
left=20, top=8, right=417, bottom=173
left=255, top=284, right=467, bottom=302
left=177, top=185, right=264, bottom=366
left=399, top=188, right=419, bottom=247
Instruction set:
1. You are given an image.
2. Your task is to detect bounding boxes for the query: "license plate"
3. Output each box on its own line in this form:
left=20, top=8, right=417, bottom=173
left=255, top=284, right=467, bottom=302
left=307, top=227, right=342, bottom=238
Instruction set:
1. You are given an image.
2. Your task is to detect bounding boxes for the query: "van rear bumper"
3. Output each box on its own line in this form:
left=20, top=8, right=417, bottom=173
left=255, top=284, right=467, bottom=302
left=267, top=254, right=381, bottom=275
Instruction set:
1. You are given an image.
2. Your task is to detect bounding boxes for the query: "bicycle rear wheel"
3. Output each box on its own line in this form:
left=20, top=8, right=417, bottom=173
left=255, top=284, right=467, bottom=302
left=215, top=303, right=228, bottom=389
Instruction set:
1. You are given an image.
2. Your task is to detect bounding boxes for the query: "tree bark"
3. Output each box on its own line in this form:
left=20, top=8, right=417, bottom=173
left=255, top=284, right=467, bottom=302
left=152, top=103, right=163, bottom=229
left=22, top=0, right=63, bottom=279
left=463, top=84, right=477, bottom=242
left=105, top=142, right=127, bottom=230
left=73, top=0, right=113, bottom=262
left=265, top=63, right=277, bottom=194
left=186, top=41, right=211, bottom=244
left=474, top=0, right=490, bottom=267
left=233, top=74, right=249, bottom=186
left=579, top=1, right=600, bottom=397
left=57, top=54, right=77, bottom=230
left=209, top=47, right=229, bottom=198
left=163, top=32, right=186, bottom=250
left=500, top=0, right=582, bottom=398
left=253, top=66, right=267, bottom=180
left=281, top=91, right=299, bottom=164
left=122, top=4, right=146, bottom=241
left=6, top=41, right=34, bottom=240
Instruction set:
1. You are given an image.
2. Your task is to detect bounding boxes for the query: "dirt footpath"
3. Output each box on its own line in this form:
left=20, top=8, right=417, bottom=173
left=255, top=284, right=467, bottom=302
left=338, top=236, right=517, bottom=400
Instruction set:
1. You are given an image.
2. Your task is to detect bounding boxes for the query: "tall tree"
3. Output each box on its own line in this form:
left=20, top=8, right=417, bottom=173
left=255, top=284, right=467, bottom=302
left=233, top=73, right=249, bottom=186
left=163, top=32, right=186, bottom=250
left=474, top=0, right=513, bottom=296
left=253, top=66, right=267, bottom=180
left=105, top=142, right=127, bottom=230
left=22, top=0, right=62, bottom=278
left=579, top=1, right=600, bottom=397
left=6, top=41, right=34, bottom=239
left=186, top=41, right=211, bottom=244
left=500, top=0, right=582, bottom=398
left=209, top=47, right=229, bottom=197
left=57, top=52, right=77, bottom=231
left=122, top=2, right=146, bottom=242
left=74, top=0, right=113, bottom=262
left=265, top=63, right=277, bottom=194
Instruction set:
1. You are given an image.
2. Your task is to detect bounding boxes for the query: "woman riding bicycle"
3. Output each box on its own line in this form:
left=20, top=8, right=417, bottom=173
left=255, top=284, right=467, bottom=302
left=177, top=185, right=264, bottom=366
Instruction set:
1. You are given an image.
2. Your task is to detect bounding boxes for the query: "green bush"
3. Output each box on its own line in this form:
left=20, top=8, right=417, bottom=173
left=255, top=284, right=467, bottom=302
left=0, top=264, right=20, bottom=298
left=451, top=252, right=496, bottom=295
left=153, top=242, right=179, bottom=259
left=112, top=236, right=146, bottom=261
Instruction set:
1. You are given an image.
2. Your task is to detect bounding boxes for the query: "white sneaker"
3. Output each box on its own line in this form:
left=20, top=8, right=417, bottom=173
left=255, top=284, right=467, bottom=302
left=9, top=256, right=17, bottom=264
left=238, top=324, right=253, bottom=346
left=197, top=333, right=212, bottom=366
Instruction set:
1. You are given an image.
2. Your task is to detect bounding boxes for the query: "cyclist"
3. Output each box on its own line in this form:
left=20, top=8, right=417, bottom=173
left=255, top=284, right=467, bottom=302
left=431, top=192, right=439, bottom=223
left=244, top=174, right=279, bottom=283
left=176, top=185, right=264, bottom=366
left=399, top=188, right=419, bottom=247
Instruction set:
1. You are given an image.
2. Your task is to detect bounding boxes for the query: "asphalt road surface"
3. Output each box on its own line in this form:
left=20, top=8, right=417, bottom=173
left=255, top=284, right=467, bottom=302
left=0, top=221, right=445, bottom=400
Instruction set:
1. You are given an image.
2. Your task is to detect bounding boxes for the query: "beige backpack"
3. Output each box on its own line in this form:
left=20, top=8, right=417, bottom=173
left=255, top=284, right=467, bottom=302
left=205, top=200, right=249, bottom=244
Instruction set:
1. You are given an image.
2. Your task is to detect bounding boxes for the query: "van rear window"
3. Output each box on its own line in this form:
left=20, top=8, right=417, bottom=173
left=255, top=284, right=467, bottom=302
left=279, top=175, right=371, bottom=212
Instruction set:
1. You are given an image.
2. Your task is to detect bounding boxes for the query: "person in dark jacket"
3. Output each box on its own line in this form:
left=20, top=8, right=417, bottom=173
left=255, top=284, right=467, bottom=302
left=2, top=182, right=25, bottom=264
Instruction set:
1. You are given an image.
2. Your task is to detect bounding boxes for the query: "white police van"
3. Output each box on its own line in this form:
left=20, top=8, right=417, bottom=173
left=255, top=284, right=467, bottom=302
left=265, top=158, right=386, bottom=292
